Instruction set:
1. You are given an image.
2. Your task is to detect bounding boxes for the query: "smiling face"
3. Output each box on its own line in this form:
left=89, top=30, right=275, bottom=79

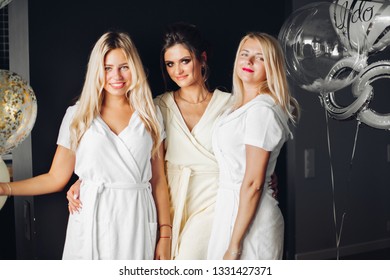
left=163, top=43, right=204, bottom=89
left=103, top=48, right=132, bottom=97
left=236, top=37, right=267, bottom=87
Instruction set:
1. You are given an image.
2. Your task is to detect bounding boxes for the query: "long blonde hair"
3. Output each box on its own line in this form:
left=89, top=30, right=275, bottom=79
left=232, top=32, right=300, bottom=124
left=70, top=31, right=161, bottom=155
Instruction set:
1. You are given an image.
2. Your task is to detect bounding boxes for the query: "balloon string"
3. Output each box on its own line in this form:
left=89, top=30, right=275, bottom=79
left=345, top=121, right=361, bottom=218
left=324, top=108, right=345, bottom=260
left=340, top=120, right=360, bottom=251
left=350, top=121, right=360, bottom=169
left=337, top=121, right=360, bottom=258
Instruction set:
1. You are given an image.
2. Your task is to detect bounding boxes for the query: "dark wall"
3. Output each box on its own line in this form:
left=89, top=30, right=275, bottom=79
left=22, top=0, right=290, bottom=259
left=0, top=197, right=16, bottom=259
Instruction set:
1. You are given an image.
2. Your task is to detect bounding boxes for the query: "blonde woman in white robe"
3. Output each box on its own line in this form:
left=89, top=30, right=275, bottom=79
left=0, top=32, right=171, bottom=260
left=207, top=32, right=299, bottom=260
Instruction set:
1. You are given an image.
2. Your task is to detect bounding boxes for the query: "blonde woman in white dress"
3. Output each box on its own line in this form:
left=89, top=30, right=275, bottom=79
left=207, top=32, right=299, bottom=260
left=0, top=32, right=171, bottom=260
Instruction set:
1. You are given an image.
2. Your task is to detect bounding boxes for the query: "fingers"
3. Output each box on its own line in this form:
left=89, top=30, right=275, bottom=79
left=66, top=189, right=82, bottom=214
left=67, top=203, right=76, bottom=215
left=269, top=173, right=278, bottom=186
left=270, top=183, right=279, bottom=198
left=269, top=177, right=278, bottom=188
left=67, top=197, right=80, bottom=214
left=155, top=253, right=169, bottom=260
left=155, top=239, right=171, bottom=260
left=223, top=251, right=240, bottom=260
left=269, top=173, right=279, bottom=200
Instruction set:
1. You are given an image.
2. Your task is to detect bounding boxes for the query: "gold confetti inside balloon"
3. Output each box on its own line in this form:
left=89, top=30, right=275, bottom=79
left=0, top=70, right=37, bottom=155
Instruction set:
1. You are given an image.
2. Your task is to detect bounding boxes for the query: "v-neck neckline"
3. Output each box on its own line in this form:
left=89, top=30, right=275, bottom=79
left=97, top=111, right=137, bottom=137
left=168, top=90, right=216, bottom=134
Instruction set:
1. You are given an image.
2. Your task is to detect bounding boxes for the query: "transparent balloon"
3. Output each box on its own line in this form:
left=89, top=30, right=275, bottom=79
left=0, top=70, right=37, bottom=155
left=334, top=0, right=390, bottom=55
left=279, top=2, right=368, bottom=94
left=0, top=0, right=12, bottom=10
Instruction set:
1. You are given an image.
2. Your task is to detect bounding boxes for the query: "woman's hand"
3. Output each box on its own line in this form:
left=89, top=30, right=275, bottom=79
left=66, top=179, right=82, bottom=214
left=269, top=172, right=279, bottom=199
left=154, top=237, right=171, bottom=260
left=223, top=248, right=242, bottom=260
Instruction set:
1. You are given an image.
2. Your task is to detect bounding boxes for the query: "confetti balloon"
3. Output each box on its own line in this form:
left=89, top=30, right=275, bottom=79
left=0, top=70, right=37, bottom=155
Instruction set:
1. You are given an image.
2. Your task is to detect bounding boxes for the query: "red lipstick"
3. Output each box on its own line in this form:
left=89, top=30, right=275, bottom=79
left=242, top=68, right=254, bottom=73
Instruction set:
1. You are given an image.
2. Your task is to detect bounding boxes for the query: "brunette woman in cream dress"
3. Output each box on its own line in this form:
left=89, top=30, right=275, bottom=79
left=154, top=23, right=232, bottom=259
left=155, top=89, right=231, bottom=259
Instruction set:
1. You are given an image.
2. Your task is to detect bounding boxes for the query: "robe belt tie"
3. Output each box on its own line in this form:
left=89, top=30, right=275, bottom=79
left=81, top=180, right=151, bottom=259
left=166, top=163, right=218, bottom=259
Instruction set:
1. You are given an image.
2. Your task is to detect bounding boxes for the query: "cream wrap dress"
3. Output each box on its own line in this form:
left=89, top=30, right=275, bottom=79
left=154, top=89, right=232, bottom=259
left=207, top=94, right=291, bottom=260
left=57, top=104, right=165, bottom=260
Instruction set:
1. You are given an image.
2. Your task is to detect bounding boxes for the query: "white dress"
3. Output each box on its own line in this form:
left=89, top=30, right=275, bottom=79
left=57, top=104, right=165, bottom=260
left=207, top=94, right=291, bottom=260
left=154, top=89, right=232, bottom=259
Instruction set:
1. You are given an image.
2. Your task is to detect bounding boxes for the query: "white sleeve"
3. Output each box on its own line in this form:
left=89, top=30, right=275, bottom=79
left=244, top=104, right=284, bottom=151
left=56, top=105, right=77, bottom=149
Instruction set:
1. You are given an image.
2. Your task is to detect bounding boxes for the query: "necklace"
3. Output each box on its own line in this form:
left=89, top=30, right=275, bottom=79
left=176, top=90, right=209, bottom=105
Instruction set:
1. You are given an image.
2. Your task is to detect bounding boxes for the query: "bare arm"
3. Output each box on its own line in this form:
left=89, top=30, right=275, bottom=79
left=0, top=145, right=75, bottom=196
left=224, top=144, right=270, bottom=260
left=150, top=143, right=171, bottom=260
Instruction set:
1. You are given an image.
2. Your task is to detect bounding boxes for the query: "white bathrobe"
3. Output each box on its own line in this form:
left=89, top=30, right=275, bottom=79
left=57, top=104, right=165, bottom=260
left=207, top=94, right=291, bottom=260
